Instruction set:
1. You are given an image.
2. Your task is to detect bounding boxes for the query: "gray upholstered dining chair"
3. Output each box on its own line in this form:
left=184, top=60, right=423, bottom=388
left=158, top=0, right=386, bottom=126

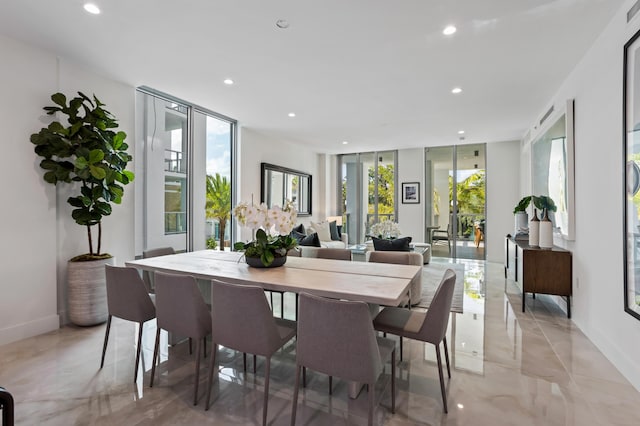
left=142, top=246, right=175, bottom=293
left=291, top=292, right=396, bottom=426
left=150, top=272, right=212, bottom=406
left=314, top=247, right=352, bottom=261
left=205, top=280, right=296, bottom=426
left=367, top=251, right=423, bottom=307
left=101, top=265, right=156, bottom=383
left=373, top=269, right=456, bottom=413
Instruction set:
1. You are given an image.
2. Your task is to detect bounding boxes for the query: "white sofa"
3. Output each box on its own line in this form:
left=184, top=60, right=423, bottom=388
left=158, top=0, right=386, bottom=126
left=290, top=233, right=348, bottom=257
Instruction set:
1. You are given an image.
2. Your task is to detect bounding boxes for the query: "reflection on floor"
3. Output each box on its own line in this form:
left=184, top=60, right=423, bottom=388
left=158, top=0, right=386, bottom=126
left=1, top=260, right=639, bottom=425
left=431, top=240, right=485, bottom=261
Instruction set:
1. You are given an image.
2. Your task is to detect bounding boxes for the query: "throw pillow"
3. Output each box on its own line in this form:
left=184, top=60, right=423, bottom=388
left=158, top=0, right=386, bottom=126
left=292, top=223, right=305, bottom=235
left=372, top=236, right=412, bottom=252
left=310, top=221, right=332, bottom=242
left=329, top=221, right=341, bottom=241
left=299, top=232, right=321, bottom=247
left=290, top=230, right=307, bottom=244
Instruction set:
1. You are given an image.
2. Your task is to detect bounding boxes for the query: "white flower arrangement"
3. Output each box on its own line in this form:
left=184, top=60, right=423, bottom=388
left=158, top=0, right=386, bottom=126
left=370, top=219, right=401, bottom=239
left=233, top=200, right=297, bottom=236
left=233, top=200, right=298, bottom=266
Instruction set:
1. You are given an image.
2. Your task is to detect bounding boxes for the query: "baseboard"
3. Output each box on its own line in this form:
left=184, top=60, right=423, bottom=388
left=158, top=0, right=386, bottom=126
left=0, top=314, right=60, bottom=346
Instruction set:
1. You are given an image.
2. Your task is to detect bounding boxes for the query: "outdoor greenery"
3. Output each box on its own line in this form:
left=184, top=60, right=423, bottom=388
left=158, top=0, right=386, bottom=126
left=205, top=173, right=231, bottom=250
left=368, top=164, right=395, bottom=215
left=30, top=92, right=134, bottom=260
left=449, top=170, right=486, bottom=237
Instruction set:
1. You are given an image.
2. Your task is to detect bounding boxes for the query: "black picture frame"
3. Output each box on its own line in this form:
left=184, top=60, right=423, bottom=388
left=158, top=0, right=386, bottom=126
left=401, top=182, right=420, bottom=204
left=623, top=27, right=640, bottom=321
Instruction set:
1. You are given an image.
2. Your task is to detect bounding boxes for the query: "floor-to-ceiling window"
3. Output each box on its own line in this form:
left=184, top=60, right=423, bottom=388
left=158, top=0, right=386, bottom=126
left=339, top=151, right=397, bottom=244
left=425, top=144, right=486, bottom=260
left=136, top=88, right=235, bottom=254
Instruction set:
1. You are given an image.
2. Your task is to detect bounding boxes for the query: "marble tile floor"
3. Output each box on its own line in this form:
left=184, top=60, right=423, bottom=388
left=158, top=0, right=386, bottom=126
left=1, top=260, right=640, bottom=425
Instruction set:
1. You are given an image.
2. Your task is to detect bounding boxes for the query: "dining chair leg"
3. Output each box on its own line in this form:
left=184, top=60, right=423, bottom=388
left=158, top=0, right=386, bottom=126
left=189, top=337, right=193, bottom=355
left=262, top=357, right=270, bottom=426
left=443, top=337, right=451, bottom=378
left=203, top=337, right=207, bottom=359
left=329, top=376, right=333, bottom=395
left=243, top=352, right=247, bottom=373
left=193, top=338, right=202, bottom=405
left=302, top=366, right=306, bottom=387
left=100, top=315, right=112, bottom=369
left=133, top=321, right=144, bottom=382
left=205, top=343, right=218, bottom=410
left=291, top=365, right=301, bottom=426
left=399, top=336, right=403, bottom=361
left=368, top=380, right=375, bottom=426
left=435, top=345, right=448, bottom=413
left=253, top=354, right=257, bottom=374
left=391, top=348, right=396, bottom=414
left=149, top=328, right=161, bottom=388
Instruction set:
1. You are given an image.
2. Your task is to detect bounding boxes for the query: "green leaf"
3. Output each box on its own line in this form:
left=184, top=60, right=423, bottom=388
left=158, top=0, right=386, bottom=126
left=123, top=170, right=134, bottom=182
left=43, top=171, right=57, bottom=184
left=89, top=165, right=106, bottom=179
left=51, top=93, right=67, bottom=107
left=67, top=197, right=85, bottom=208
left=75, top=157, right=88, bottom=169
left=48, top=121, right=65, bottom=133
left=95, top=202, right=112, bottom=215
left=88, top=149, right=104, bottom=164
left=112, top=131, right=126, bottom=149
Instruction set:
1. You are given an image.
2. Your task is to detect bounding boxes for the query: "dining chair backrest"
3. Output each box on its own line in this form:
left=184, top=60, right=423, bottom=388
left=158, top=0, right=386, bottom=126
left=142, top=247, right=176, bottom=292
left=297, top=292, right=382, bottom=384
left=418, top=269, right=456, bottom=344
left=105, top=265, right=155, bottom=323
left=210, top=280, right=283, bottom=357
left=154, top=272, right=211, bottom=339
left=367, top=251, right=423, bottom=305
left=315, top=248, right=352, bottom=261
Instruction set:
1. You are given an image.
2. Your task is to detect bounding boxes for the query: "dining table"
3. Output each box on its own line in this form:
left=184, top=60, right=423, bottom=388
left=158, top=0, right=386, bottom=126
left=125, top=249, right=421, bottom=307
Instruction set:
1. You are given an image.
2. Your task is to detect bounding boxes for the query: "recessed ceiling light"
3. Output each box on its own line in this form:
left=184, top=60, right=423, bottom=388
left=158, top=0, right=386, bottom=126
left=457, top=403, right=464, bottom=409
left=276, top=19, right=290, bottom=29
left=223, top=79, right=234, bottom=85
left=443, top=25, right=457, bottom=36
left=342, top=141, right=348, bottom=145
left=288, top=112, right=296, bottom=117
left=458, top=130, right=465, bottom=134
left=83, top=3, right=101, bottom=14
left=451, top=87, right=462, bottom=94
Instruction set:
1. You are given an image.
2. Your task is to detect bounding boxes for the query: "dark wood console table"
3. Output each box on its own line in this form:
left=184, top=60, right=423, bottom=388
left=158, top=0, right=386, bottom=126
left=504, top=235, right=572, bottom=318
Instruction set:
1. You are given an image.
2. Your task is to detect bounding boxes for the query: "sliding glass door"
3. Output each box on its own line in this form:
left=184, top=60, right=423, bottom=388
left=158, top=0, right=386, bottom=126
left=425, top=144, right=485, bottom=260
left=136, top=88, right=235, bottom=255
left=339, top=151, right=397, bottom=244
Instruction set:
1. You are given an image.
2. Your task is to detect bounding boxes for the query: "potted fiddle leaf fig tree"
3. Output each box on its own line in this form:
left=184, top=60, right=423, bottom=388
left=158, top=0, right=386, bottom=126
left=30, top=92, right=134, bottom=326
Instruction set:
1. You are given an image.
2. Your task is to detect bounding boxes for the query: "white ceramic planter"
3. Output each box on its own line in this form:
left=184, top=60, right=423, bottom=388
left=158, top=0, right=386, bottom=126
left=67, top=257, right=114, bottom=326
left=514, top=211, right=528, bottom=235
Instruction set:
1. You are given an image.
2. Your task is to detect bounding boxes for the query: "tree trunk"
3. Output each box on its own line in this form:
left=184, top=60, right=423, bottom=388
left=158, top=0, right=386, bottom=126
left=218, top=219, right=226, bottom=251
left=87, top=225, right=94, bottom=255
left=97, top=222, right=102, bottom=255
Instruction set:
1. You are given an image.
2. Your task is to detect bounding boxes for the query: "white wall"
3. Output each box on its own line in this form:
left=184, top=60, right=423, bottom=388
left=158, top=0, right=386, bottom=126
left=0, top=34, right=136, bottom=340
left=397, top=148, right=425, bottom=242
left=522, top=0, right=640, bottom=390
left=486, top=141, right=521, bottom=262
left=237, top=127, right=323, bottom=240
left=0, top=35, right=59, bottom=344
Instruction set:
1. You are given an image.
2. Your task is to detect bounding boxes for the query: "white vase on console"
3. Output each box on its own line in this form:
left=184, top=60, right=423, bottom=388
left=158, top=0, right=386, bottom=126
left=539, top=209, right=554, bottom=249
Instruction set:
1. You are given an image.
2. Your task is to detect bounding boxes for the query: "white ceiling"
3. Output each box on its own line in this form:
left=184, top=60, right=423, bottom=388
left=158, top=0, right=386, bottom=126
left=0, top=0, right=626, bottom=154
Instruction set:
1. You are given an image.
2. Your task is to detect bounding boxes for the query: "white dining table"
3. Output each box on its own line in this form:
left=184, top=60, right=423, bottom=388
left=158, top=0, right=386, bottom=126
left=125, top=250, right=420, bottom=307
